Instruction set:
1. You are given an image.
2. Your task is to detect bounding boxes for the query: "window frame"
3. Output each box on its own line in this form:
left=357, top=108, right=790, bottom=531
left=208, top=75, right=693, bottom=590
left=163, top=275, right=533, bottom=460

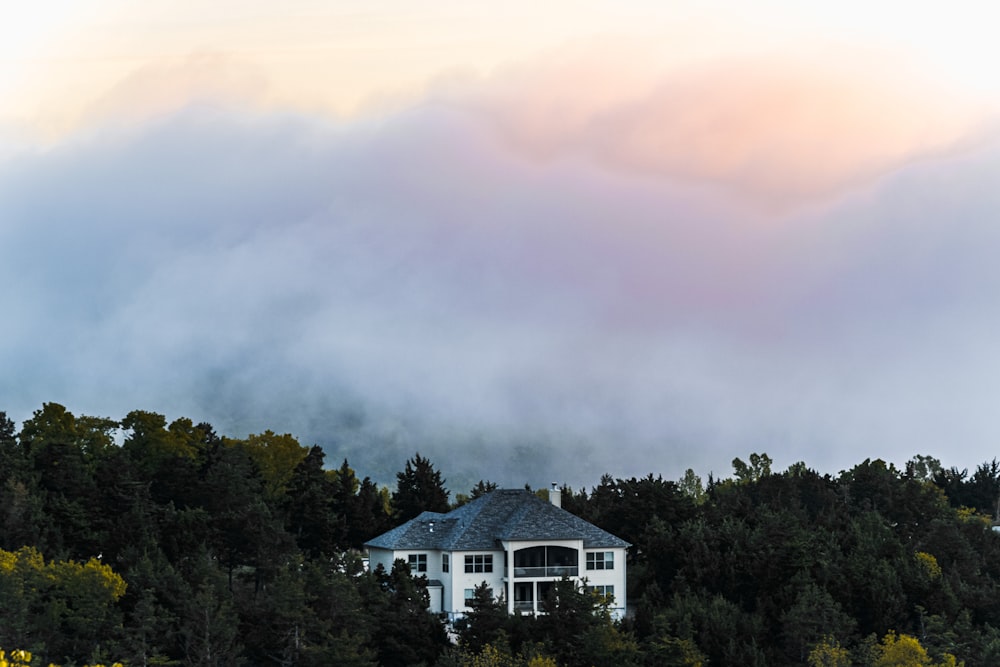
left=585, top=551, right=614, bottom=571
left=408, top=553, right=428, bottom=573
left=464, top=553, right=494, bottom=573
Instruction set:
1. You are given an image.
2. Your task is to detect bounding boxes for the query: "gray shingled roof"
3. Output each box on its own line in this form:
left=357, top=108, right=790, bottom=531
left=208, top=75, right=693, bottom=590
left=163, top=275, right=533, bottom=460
left=365, top=489, right=630, bottom=551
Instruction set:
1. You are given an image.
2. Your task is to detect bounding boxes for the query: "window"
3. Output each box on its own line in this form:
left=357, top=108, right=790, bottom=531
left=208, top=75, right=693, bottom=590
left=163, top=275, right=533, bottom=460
left=408, top=554, right=427, bottom=572
left=442, top=554, right=449, bottom=573
left=465, top=554, right=493, bottom=573
left=586, top=551, right=614, bottom=570
left=464, top=588, right=475, bottom=605
left=513, top=546, right=578, bottom=576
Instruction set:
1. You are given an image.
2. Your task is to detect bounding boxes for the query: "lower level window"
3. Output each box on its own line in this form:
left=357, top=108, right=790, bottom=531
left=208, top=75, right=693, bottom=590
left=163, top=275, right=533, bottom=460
left=464, top=588, right=475, bottom=605
left=408, top=554, right=427, bottom=572
left=586, top=585, right=615, bottom=601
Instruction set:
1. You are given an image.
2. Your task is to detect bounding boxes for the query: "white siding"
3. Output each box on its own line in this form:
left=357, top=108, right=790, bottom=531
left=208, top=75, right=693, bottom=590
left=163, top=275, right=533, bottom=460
left=581, top=547, right=628, bottom=619
left=448, top=550, right=505, bottom=613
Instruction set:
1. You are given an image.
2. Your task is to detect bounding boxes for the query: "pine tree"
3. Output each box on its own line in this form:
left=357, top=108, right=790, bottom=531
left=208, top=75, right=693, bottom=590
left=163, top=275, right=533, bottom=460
left=392, top=453, right=449, bottom=523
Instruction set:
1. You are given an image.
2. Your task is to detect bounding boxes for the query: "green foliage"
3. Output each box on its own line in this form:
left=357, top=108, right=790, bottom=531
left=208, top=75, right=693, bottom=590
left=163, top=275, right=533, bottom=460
left=454, top=480, right=500, bottom=507
left=454, top=583, right=509, bottom=654
left=732, top=452, right=772, bottom=484
left=808, top=636, right=852, bottom=666
left=13, top=403, right=1000, bottom=666
left=232, top=430, right=308, bottom=499
left=392, top=452, right=450, bottom=522
left=678, top=469, right=706, bottom=505
left=0, top=546, right=126, bottom=665
left=781, top=584, right=856, bottom=662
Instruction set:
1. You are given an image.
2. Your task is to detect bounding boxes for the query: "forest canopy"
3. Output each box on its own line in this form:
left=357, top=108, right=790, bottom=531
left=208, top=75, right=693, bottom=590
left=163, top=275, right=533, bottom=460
left=1, top=403, right=999, bottom=666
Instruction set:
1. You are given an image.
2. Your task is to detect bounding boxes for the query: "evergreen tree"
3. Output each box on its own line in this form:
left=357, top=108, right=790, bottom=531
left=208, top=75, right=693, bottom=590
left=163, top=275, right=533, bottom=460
left=392, top=453, right=449, bottom=523
left=284, top=446, right=340, bottom=558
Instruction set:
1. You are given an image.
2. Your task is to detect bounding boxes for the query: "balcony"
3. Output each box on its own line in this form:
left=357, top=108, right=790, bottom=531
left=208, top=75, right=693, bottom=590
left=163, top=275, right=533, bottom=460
left=511, top=566, right=579, bottom=578
left=510, top=546, right=579, bottom=580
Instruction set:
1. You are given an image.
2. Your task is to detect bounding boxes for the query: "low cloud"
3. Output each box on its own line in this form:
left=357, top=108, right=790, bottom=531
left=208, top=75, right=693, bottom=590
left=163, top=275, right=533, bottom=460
left=3, top=52, right=1000, bottom=490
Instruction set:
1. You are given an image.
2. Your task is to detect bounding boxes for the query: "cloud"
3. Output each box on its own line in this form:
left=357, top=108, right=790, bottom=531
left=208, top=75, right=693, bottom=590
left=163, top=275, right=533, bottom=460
left=76, top=53, right=272, bottom=130
left=449, top=46, right=990, bottom=208
left=3, top=51, right=1000, bottom=490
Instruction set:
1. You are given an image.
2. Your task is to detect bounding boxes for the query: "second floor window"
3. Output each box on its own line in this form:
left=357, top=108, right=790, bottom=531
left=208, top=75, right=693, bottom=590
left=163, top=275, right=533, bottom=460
left=408, top=554, right=427, bottom=572
left=465, top=554, right=493, bottom=573
left=586, top=551, right=614, bottom=570
left=442, top=554, right=449, bottom=572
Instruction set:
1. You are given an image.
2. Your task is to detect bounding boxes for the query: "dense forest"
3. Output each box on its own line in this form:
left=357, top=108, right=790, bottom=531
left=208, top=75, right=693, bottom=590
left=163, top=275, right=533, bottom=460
left=3, top=404, right=1000, bottom=665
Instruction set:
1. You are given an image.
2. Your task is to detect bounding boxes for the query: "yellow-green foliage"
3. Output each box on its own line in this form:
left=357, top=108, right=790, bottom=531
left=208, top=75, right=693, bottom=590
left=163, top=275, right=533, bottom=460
left=0, top=548, right=127, bottom=665
left=466, top=644, right=519, bottom=667
left=0, top=546, right=126, bottom=600
left=956, top=506, right=992, bottom=527
left=0, top=649, right=34, bottom=667
left=525, top=657, right=557, bottom=667
left=231, top=430, right=309, bottom=497
left=874, top=631, right=963, bottom=667
left=0, top=648, right=124, bottom=667
left=808, top=636, right=851, bottom=667
left=914, top=552, right=942, bottom=581
left=446, top=643, right=559, bottom=667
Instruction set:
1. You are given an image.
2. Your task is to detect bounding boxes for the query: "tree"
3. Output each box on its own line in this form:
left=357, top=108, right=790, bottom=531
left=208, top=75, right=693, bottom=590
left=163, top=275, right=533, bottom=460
left=345, top=477, right=393, bottom=549
left=781, top=584, right=856, bottom=663
left=0, top=546, right=127, bottom=665
left=19, top=404, right=107, bottom=559
left=454, top=480, right=500, bottom=508
left=678, top=469, right=706, bottom=506
left=392, top=453, right=449, bottom=523
left=537, top=577, right=640, bottom=667
left=179, top=576, right=244, bottom=666
left=808, top=636, right=852, bottom=667
left=455, top=582, right=509, bottom=654
left=873, top=631, right=961, bottom=667
left=0, top=411, right=43, bottom=552
left=198, top=440, right=291, bottom=591
left=234, top=430, right=308, bottom=500
left=732, top=452, right=772, bottom=484
left=907, top=455, right=944, bottom=483
left=361, top=560, right=448, bottom=666
left=283, top=446, right=340, bottom=558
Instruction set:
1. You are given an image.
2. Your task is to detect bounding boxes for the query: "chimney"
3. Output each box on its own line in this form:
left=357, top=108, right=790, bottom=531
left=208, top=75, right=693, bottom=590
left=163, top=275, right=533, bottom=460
left=550, top=483, right=562, bottom=509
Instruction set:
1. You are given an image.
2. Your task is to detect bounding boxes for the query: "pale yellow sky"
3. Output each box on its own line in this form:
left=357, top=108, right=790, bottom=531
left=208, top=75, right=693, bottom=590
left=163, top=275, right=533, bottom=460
left=3, top=0, right=1000, bottom=140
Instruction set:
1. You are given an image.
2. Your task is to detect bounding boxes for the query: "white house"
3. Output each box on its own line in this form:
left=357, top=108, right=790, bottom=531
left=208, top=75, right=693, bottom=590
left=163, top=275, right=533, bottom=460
left=364, top=488, right=630, bottom=620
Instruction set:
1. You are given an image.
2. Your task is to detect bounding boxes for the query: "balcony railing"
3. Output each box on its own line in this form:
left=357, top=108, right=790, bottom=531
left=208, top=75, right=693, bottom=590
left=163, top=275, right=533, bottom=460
left=513, top=601, right=535, bottom=612
left=510, top=566, right=579, bottom=578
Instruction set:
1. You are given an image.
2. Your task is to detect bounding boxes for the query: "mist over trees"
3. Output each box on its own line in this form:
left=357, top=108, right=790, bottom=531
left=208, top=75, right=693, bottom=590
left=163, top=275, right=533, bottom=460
left=3, top=403, right=1000, bottom=665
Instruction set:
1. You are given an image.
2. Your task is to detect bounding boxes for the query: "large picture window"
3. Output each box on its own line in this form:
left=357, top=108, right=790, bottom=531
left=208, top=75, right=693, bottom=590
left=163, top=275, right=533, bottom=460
left=464, top=554, right=493, bottom=573
left=408, top=554, right=427, bottom=572
left=586, top=551, right=614, bottom=571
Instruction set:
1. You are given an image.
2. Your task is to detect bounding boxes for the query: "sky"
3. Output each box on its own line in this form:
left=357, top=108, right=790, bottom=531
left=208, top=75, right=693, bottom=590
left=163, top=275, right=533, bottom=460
left=4, top=1, right=1000, bottom=489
